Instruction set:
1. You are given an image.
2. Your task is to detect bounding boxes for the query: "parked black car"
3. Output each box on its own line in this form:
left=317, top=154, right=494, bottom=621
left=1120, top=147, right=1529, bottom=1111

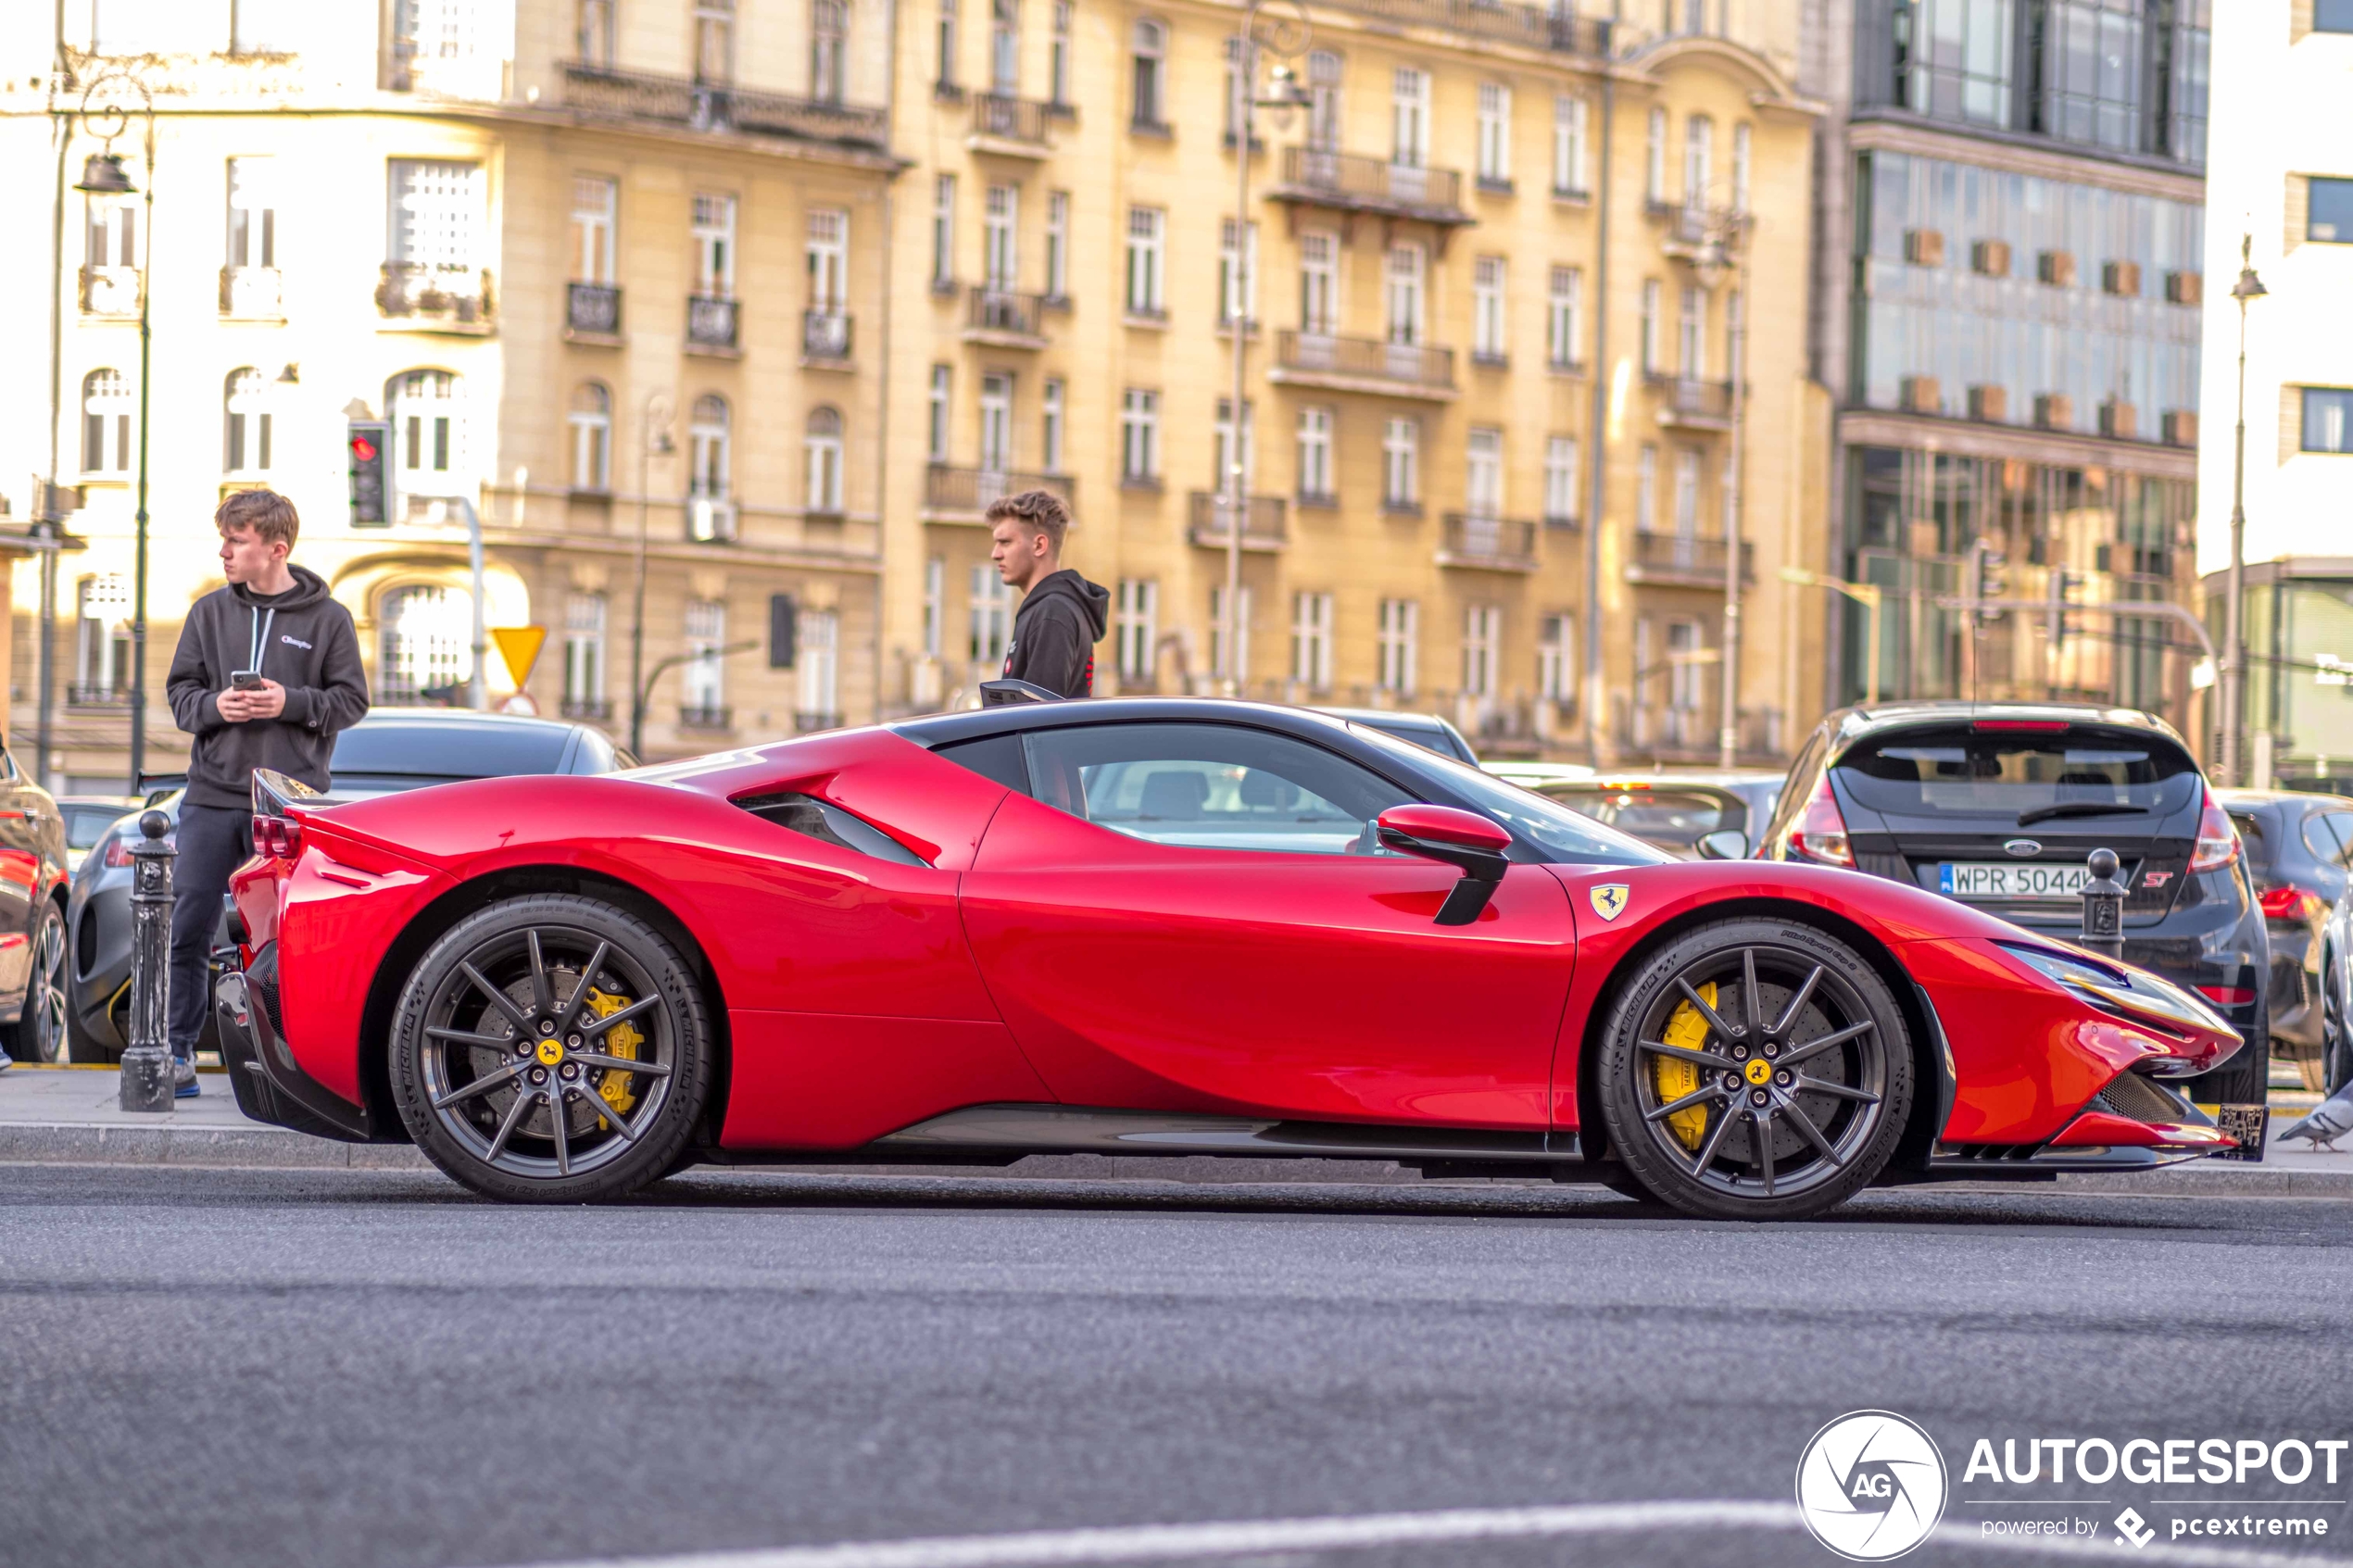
left=64, top=709, right=635, bottom=1060
left=2217, top=790, right=2353, bottom=1091
left=1752, top=702, right=2271, bottom=1111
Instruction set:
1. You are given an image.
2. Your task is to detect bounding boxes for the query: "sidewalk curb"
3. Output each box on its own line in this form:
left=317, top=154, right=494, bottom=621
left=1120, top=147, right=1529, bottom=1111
left=0, top=1121, right=430, bottom=1169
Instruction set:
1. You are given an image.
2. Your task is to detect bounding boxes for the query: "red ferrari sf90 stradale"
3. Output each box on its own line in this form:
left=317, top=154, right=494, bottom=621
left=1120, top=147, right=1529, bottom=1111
left=214, top=698, right=2245, bottom=1219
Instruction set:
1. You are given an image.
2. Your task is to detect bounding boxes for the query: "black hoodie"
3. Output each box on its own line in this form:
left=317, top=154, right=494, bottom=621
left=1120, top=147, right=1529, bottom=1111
left=166, top=565, right=370, bottom=809
left=1002, top=568, right=1111, bottom=697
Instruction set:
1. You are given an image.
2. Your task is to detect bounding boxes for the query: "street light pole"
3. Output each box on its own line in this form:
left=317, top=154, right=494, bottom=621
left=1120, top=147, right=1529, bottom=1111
left=1715, top=230, right=1749, bottom=769
left=629, top=393, right=674, bottom=758
left=2221, top=235, right=2266, bottom=786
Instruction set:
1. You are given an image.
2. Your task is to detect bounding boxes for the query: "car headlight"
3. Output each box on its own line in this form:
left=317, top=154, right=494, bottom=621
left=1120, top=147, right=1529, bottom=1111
left=1997, top=941, right=2233, bottom=1043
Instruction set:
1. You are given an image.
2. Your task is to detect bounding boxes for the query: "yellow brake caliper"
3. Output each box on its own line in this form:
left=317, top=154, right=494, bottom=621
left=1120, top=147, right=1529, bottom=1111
left=585, top=986, right=646, bottom=1126
left=1655, top=982, right=1718, bottom=1151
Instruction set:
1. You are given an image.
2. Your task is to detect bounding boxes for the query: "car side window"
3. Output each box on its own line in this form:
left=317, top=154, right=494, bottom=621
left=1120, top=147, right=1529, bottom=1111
left=2310, top=809, right=2353, bottom=867
left=1021, top=722, right=1414, bottom=856
left=1758, top=729, right=1827, bottom=852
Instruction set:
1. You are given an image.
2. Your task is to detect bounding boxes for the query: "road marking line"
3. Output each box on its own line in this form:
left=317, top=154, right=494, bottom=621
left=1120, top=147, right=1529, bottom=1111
left=461, top=1499, right=2353, bottom=1568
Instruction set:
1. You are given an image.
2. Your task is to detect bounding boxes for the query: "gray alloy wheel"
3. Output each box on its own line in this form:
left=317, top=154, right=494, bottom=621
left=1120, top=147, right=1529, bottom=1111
left=390, top=894, right=711, bottom=1203
left=1596, top=919, right=1913, bottom=1223
left=2323, top=949, right=2348, bottom=1097
left=6, top=904, right=69, bottom=1064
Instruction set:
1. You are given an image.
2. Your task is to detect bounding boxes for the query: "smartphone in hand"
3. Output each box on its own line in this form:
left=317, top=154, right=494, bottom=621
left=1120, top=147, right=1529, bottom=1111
left=231, top=670, right=264, bottom=690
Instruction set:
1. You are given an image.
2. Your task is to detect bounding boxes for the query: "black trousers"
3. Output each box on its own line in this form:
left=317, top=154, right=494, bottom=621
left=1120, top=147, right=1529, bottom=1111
left=168, top=804, right=254, bottom=1059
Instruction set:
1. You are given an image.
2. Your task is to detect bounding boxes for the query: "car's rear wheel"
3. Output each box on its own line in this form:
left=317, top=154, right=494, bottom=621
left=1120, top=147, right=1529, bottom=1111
left=391, top=895, right=711, bottom=1203
left=4, top=904, right=69, bottom=1064
left=1595, top=919, right=1913, bottom=1222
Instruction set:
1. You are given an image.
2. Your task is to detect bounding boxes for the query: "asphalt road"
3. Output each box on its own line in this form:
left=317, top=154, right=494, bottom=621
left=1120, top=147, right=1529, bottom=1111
left=4, top=1164, right=2351, bottom=1568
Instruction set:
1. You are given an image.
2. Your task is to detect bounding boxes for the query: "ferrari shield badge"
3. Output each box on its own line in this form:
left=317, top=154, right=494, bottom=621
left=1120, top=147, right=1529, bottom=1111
left=1589, top=884, right=1630, bottom=922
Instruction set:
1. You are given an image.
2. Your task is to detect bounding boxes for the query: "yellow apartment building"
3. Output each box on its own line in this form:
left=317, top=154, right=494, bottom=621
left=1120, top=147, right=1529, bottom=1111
left=1, top=0, right=898, bottom=787
left=880, top=0, right=1830, bottom=764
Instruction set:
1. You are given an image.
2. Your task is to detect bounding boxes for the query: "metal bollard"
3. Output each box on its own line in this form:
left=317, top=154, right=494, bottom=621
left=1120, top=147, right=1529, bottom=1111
left=117, top=809, right=176, bottom=1112
left=2079, top=846, right=2126, bottom=960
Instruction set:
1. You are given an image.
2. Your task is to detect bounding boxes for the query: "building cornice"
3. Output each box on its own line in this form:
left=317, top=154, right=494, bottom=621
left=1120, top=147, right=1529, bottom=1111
left=1623, top=34, right=1824, bottom=120
left=1844, top=113, right=2204, bottom=204
left=1836, top=408, right=2198, bottom=480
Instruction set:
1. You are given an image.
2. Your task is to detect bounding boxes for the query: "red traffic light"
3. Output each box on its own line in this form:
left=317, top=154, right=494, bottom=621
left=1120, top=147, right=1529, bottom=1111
left=350, top=435, right=379, bottom=461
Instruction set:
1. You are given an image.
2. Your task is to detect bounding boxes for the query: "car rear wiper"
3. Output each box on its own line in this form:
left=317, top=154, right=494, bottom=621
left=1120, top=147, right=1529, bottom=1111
left=2014, top=802, right=2152, bottom=827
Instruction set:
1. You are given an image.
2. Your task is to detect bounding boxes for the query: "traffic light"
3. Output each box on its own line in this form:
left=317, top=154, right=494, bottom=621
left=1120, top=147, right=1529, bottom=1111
left=348, top=420, right=389, bottom=527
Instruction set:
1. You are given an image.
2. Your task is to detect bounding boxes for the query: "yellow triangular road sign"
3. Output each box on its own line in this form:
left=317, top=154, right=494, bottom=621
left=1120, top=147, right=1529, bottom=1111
left=489, top=625, right=548, bottom=690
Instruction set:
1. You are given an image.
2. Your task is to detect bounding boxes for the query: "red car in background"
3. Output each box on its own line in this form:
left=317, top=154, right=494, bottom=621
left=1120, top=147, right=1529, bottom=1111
left=217, top=698, right=2244, bottom=1220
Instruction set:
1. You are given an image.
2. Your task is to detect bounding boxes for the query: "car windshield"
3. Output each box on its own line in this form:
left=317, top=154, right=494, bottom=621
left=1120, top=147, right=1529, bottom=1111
left=1835, top=724, right=2201, bottom=822
left=1345, top=724, right=1669, bottom=864
left=1543, top=786, right=1743, bottom=848
left=330, top=721, right=574, bottom=780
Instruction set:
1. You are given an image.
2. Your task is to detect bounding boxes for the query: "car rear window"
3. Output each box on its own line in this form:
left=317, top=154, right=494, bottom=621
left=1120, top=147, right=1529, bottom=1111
left=2229, top=809, right=2276, bottom=873
left=330, top=721, right=573, bottom=779
left=1834, top=724, right=2201, bottom=822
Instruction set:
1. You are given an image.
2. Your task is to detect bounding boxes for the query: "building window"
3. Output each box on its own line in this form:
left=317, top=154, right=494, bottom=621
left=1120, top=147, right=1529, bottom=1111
left=1462, top=605, right=1500, bottom=698
left=798, top=608, right=841, bottom=726
left=1666, top=618, right=1703, bottom=731
left=1539, top=612, right=1574, bottom=702
left=1673, top=447, right=1702, bottom=534
left=569, top=383, right=611, bottom=491
left=983, top=183, right=1018, bottom=287
left=221, top=368, right=272, bottom=476
left=688, top=394, right=731, bottom=498
left=75, top=575, right=131, bottom=702
left=81, top=369, right=131, bottom=474
left=2303, top=388, right=2353, bottom=453
left=1683, top=114, right=1713, bottom=207
left=570, top=175, right=616, bottom=282
left=387, top=369, right=464, bottom=490
left=2320, top=0, right=2353, bottom=30
left=1307, top=50, right=1342, bottom=149
left=810, top=0, right=847, bottom=101
left=1381, top=416, right=1418, bottom=508
left=1391, top=67, right=1429, bottom=167
left=1115, top=579, right=1158, bottom=682
left=989, top=0, right=1019, bottom=92
left=1209, top=585, right=1252, bottom=684
left=1296, top=406, right=1334, bottom=501
left=805, top=408, right=844, bottom=513
left=1045, top=191, right=1070, bottom=297
left=970, top=563, right=1013, bottom=666
left=926, top=366, right=952, bottom=462
left=378, top=584, right=472, bottom=705
left=1120, top=388, right=1160, bottom=482
left=1041, top=378, right=1065, bottom=471
left=577, top=0, right=615, bottom=65
left=1126, top=207, right=1165, bottom=315
left=1212, top=397, right=1254, bottom=488
left=930, top=174, right=956, bottom=287
left=1291, top=591, right=1334, bottom=689
left=386, top=159, right=482, bottom=278
left=2311, top=179, right=2353, bottom=243
left=937, top=0, right=958, bottom=85
left=1132, top=19, right=1166, bottom=127
left=806, top=207, right=849, bottom=311
left=1895, top=0, right=2015, bottom=127
left=1679, top=285, right=1705, bottom=377
left=1050, top=0, right=1073, bottom=104
left=1219, top=218, right=1258, bottom=327
left=1553, top=94, right=1587, bottom=194
left=1223, top=34, right=1249, bottom=143
left=1547, top=265, right=1583, bottom=368
left=1645, top=107, right=1667, bottom=203
left=922, top=557, right=946, bottom=659
left=1636, top=443, right=1658, bottom=531
left=1640, top=280, right=1663, bottom=374
left=1544, top=435, right=1579, bottom=525
left=1377, top=598, right=1417, bottom=696
left=1299, top=231, right=1339, bottom=334
left=225, top=157, right=277, bottom=276
left=2040, top=0, right=2145, bottom=153
left=1385, top=242, right=1425, bottom=346
left=564, top=593, right=607, bottom=715
left=1476, top=82, right=1511, bottom=184
left=691, top=192, right=736, bottom=295
left=1732, top=122, right=1752, bottom=211
left=1472, top=256, right=1506, bottom=360
left=683, top=598, right=727, bottom=714
left=694, top=0, right=735, bottom=81
left=1466, top=427, right=1503, bottom=518
left=973, top=374, right=1012, bottom=474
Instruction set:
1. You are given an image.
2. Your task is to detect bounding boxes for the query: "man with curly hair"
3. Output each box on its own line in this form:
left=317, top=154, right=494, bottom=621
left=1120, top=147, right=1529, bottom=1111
left=986, top=488, right=1107, bottom=697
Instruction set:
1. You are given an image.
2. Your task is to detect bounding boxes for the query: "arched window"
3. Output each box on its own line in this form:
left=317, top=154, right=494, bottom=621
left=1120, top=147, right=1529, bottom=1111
left=376, top=583, right=473, bottom=705
left=1131, top=19, right=1166, bottom=127
left=812, top=0, right=847, bottom=102
left=570, top=382, right=611, bottom=491
left=688, top=395, right=731, bottom=498
left=224, top=368, right=272, bottom=476
left=805, top=407, right=844, bottom=513
left=384, top=369, right=467, bottom=498
left=82, top=369, right=131, bottom=474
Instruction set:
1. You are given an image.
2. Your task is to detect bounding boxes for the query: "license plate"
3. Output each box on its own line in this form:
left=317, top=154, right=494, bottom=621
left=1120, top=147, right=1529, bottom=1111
left=1938, top=861, right=2090, bottom=899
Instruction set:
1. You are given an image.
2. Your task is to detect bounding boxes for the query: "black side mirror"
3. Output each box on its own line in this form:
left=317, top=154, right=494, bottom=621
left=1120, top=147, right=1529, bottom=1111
left=1376, top=805, right=1513, bottom=926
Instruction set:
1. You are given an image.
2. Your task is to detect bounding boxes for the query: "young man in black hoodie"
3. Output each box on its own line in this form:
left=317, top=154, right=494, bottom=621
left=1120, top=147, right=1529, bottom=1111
left=163, top=490, right=368, bottom=1096
left=987, top=489, right=1108, bottom=697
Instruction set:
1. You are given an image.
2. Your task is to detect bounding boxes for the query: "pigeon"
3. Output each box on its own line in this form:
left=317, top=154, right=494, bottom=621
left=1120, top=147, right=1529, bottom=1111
left=2275, top=1081, right=2353, bottom=1152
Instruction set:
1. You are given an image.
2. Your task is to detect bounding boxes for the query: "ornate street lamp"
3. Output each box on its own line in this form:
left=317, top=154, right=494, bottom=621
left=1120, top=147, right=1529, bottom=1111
left=630, top=393, right=676, bottom=758
left=2221, top=235, right=2267, bottom=785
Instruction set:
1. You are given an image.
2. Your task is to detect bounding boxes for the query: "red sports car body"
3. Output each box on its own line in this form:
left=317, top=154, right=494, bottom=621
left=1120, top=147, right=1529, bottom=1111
left=216, top=699, right=2246, bottom=1216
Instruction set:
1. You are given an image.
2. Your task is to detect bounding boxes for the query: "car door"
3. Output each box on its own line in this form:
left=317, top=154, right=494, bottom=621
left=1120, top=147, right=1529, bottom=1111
left=958, top=720, right=1575, bottom=1128
left=0, top=746, right=38, bottom=996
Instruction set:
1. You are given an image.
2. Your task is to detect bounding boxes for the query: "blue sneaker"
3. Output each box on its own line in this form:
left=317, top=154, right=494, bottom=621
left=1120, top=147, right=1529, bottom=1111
left=173, top=1057, right=199, bottom=1098
left=0, top=1047, right=12, bottom=1073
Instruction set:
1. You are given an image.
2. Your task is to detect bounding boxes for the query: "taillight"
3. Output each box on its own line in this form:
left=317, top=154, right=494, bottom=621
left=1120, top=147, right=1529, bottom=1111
left=1784, top=774, right=1855, bottom=869
left=2196, top=985, right=2256, bottom=1008
left=2259, top=885, right=2322, bottom=922
left=101, top=832, right=172, bottom=868
left=2187, top=788, right=2238, bottom=873
left=252, top=816, right=305, bottom=859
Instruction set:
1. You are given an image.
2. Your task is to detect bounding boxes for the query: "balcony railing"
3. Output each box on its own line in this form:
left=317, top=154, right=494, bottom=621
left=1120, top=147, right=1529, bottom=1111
left=803, top=307, right=852, bottom=359
left=376, top=262, right=495, bottom=329
left=1315, top=0, right=1611, bottom=55
left=1650, top=375, right=1736, bottom=429
left=80, top=266, right=143, bottom=318
left=970, top=92, right=1051, bottom=147
left=1188, top=493, right=1289, bottom=550
left=686, top=294, right=738, bottom=352
left=925, top=465, right=1075, bottom=515
left=1273, top=147, right=1469, bottom=224
left=567, top=282, right=622, bottom=336
left=1273, top=331, right=1455, bottom=395
left=1648, top=201, right=1754, bottom=257
left=1626, top=530, right=1755, bottom=587
left=1439, top=514, right=1540, bottom=571
left=220, top=265, right=282, bottom=319
left=560, top=696, right=614, bottom=721
left=677, top=704, right=734, bottom=731
left=686, top=494, right=737, bottom=542
left=561, top=61, right=887, bottom=148
left=66, top=684, right=130, bottom=709
left=964, top=287, right=1048, bottom=343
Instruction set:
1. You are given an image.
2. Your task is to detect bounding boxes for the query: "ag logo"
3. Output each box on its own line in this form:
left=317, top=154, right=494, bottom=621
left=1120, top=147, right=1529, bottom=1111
left=1794, top=1411, right=1947, bottom=1562
left=1588, top=884, right=1630, bottom=922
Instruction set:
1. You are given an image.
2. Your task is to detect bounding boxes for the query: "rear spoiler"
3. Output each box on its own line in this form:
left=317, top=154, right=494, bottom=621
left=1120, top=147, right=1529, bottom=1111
left=252, top=769, right=346, bottom=818
left=979, top=678, right=1063, bottom=707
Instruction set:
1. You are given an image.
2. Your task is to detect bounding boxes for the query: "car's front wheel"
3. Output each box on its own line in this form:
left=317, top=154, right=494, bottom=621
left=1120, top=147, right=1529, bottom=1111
left=390, top=894, right=711, bottom=1203
left=1595, top=919, right=1913, bottom=1222
left=4, top=903, right=69, bottom=1064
